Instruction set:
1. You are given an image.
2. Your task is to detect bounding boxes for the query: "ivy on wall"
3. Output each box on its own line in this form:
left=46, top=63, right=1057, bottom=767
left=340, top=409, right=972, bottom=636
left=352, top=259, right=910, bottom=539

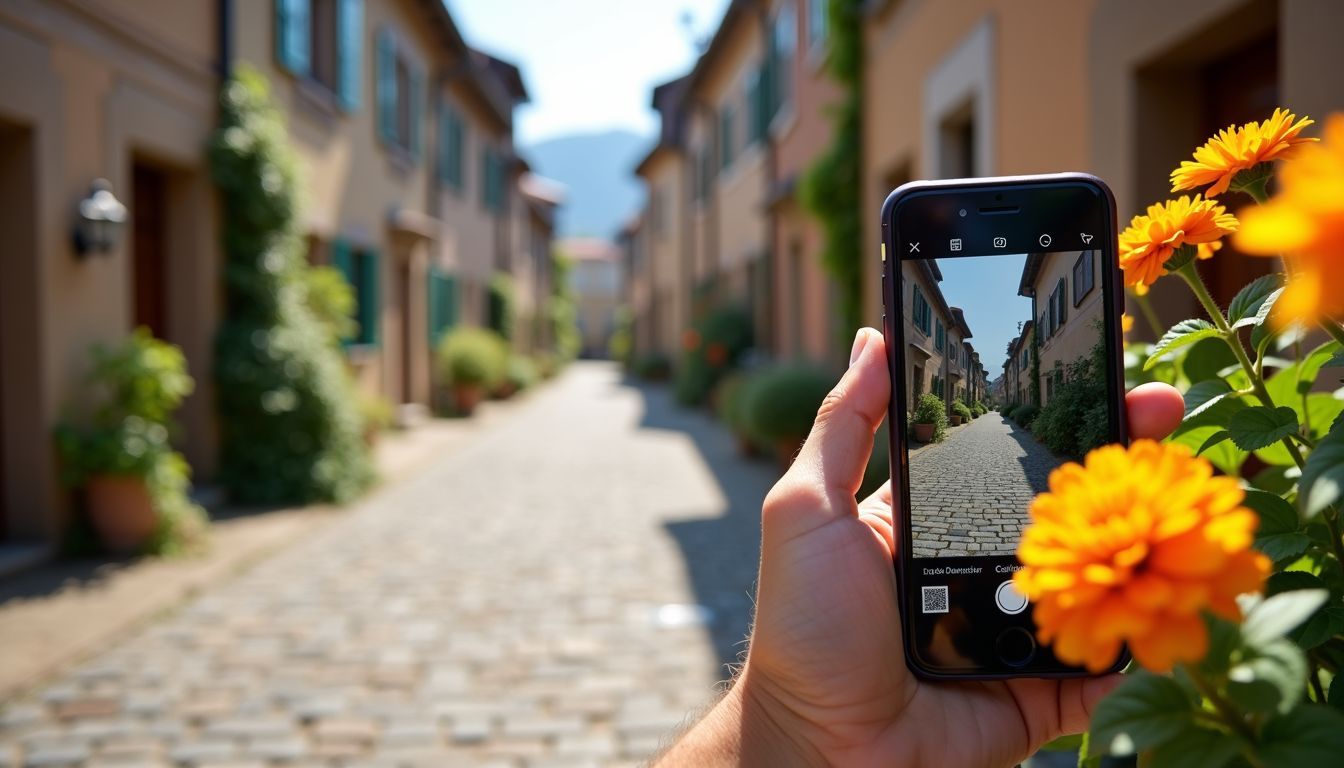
left=799, top=0, right=865, bottom=344
left=208, top=65, right=373, bottom=504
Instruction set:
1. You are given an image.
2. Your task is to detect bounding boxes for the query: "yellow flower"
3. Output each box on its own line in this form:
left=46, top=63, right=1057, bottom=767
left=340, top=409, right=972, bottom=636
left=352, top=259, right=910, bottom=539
left=1121, top=314, right=1134, bottom=334
left=1014, top=440, right=1269, bottom=673
left=1236, top=113, right=1344, bottom=327
left=1118, top=196, right=1239, bottom=289
left=1171, top=108, right=1317, bottom=196
left=1197, top=240, right=1222, bottom=260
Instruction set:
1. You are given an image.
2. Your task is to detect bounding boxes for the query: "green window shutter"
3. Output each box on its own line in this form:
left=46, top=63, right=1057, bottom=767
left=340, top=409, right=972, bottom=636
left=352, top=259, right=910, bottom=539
left=451, top=115, right=465, bottom=191
left=1057, top=277, right=1067, bottom=324
left=376, top=29, right=396, bottom=143
left=331, top=239, right=354, bottom=346
left=408, top=64, right=424, bottom=159
left=336, top=0, right=362, bottom=110
left=427, top=269, right=440, bottom=345
left=480, top=147, right=490, bottom=207
left=437, top=100, right=449, bottom=184
left=276, top=0, right=311, bottom=75
left=438, top=102, right=464, bottom=189
left=361, top=251, right=380, bottom=346
left=719, top=108, right=733, bottom=170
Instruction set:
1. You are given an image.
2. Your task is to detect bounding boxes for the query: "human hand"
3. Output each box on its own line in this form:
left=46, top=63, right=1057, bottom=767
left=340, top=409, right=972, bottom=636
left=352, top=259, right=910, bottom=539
left=659, top=327, right=1184, bottom=767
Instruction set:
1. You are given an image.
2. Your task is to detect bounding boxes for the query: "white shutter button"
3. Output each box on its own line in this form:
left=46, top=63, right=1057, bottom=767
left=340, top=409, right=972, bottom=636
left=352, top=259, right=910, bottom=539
left=995, top=580, right=1029, bottom=615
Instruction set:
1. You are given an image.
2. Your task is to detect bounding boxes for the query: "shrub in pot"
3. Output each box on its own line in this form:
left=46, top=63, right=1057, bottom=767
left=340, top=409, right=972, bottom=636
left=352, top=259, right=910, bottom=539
left=953, top=401, right=973, bottom=425
left=55, top=329, right=207, bottom=555
left=436, top=327, right=508, bottom=415
left=741, top=365, right=833, bottom=470
left=911, top=393, right=947, bottom=443
left=673, top=305, right=753, bottom=407
left=499, top=354, right=539, bottom=398
left=359, top=393, right=395, bottom=447
left=1012, top=403, right=1041, bottom=428
left=715, top=372, right=763, bottom=457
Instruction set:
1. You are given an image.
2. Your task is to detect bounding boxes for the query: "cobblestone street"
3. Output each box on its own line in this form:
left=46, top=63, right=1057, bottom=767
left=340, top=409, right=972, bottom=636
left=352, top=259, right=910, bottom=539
left=909, top=412, right=1062, bottom=558
left=0, top=362, right=777, bottom=768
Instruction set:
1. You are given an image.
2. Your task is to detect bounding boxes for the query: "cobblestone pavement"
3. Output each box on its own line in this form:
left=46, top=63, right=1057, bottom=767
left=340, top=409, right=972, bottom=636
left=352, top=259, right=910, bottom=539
left=0, top=362, right=777, bottom=768
left=908, top=412, right=1062, bottom=557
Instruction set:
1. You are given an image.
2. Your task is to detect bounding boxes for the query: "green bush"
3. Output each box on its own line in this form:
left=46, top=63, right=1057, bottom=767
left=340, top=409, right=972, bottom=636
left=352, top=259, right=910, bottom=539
left=487, top=273, right=516, bottom=341
left=359, top=392, right=395, bottom=434
left=302, top=265, right=358, bottom=343
left=1013, top=404, right=1041, bottom=428
left=609, top=307, right=633, bottom=366
left=674, top=305, right=754, bottom=406
left=715, top=373, right=751, bottom=438
left=505, top=354, right=539, bottom=393
left=436, top=327, right=508, bottom=389
left=971, top=400, right=988, bottom=417
left=742, top=365, right=833, bottom=445
left=1001, top=404, right=1018, bottom=420
left=549, top=252, right=581, bottom=362
left=634, top=352, right=672, bottom=381
left=55, top=329, right=207, bottom=554
left=911, top=393, right=949, bottom=442
left=1031, top=338, right=1110, bottom=457
left=209, top=65, right=372, bottom=505
left=953, top=401, right=973, bottom=423
left=535, top=351, right=559, bottom=379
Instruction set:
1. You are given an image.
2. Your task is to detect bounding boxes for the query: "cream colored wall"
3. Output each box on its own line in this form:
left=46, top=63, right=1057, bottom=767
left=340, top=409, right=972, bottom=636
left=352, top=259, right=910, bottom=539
left=899, top=262, right=952, bottom=412
left=642, top=150, right=688, bottom=356
left=1032, top=250, right=1103, bottom=405
left=0, top=0, right=219, bottom=544
left=704, top=21, right=767, bottom=281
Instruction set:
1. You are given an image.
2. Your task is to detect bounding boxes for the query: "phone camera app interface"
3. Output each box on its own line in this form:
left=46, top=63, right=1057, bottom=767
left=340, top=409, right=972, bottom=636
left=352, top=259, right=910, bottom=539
left=902, top=248, right=1109, bottom=560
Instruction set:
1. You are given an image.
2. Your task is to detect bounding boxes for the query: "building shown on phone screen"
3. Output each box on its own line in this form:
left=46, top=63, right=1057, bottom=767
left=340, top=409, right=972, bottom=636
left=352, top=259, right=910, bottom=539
left=1018, top=250, right=1104, bottom=407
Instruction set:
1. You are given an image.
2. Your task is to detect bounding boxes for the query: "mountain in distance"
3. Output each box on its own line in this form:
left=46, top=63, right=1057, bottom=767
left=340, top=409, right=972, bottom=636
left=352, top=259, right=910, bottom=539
left=524, top=129, right=649, bottom=240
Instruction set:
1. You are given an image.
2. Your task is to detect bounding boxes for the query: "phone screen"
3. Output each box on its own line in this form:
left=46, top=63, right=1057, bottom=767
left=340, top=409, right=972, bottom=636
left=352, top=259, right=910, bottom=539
left=883, top=177, right=1126, bottom=678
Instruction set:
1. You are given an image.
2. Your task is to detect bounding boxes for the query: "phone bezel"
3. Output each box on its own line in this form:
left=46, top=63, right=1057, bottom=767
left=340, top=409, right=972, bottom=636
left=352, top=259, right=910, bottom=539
left=879, top=173, right=1131, bottom=681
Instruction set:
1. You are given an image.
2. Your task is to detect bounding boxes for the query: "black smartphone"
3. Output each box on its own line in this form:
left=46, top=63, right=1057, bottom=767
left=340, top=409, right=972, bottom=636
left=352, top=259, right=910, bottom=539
left=879, top=173, right=1128, bottom=680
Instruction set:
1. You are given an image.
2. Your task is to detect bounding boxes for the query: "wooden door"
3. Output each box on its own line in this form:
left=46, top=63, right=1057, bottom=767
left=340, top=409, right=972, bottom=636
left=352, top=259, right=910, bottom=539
left=132, top=162, right=169, bottom=338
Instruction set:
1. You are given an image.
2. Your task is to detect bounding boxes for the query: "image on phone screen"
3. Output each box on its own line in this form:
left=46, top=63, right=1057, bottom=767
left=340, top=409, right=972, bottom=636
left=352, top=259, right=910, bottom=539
left=902, top=248, right=1107, bottom=559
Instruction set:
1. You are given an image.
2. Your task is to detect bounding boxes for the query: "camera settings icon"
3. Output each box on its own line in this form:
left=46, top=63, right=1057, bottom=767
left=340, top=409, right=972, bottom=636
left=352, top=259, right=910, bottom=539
left=992, top=236, right=1007, bottom=248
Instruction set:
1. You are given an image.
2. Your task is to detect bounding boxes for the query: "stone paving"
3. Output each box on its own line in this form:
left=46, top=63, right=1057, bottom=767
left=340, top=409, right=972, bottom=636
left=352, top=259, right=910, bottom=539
left=0, top=362, right=777, bottom=767
left=908, top=412, right=1062, bottom=558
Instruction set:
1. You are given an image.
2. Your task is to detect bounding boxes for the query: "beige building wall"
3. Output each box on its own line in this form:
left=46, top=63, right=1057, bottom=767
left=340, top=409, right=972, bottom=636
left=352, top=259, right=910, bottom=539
left=899, top=261, right=957, bottom=413
left=640, top=150, right=688, bottom=357
left=1027, top=249, right=1104, bottom=405
left=0, top=0, right=220, bottom=546
left=233, top=0, right=451, bottom=408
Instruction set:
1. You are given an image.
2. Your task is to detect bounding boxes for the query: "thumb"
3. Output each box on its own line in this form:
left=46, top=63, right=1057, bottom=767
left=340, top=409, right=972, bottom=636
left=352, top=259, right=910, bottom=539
left=782, top=327, right=890, bottom=505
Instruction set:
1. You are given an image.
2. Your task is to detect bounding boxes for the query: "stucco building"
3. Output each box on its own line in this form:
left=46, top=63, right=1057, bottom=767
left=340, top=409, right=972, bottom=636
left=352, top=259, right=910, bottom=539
left=1020, top=249, right=1105, bottom=406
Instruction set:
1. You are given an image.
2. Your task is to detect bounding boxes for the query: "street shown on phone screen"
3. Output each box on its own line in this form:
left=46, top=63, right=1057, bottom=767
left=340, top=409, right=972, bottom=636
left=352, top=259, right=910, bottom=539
left=902, top=250, right=1108, bottom=558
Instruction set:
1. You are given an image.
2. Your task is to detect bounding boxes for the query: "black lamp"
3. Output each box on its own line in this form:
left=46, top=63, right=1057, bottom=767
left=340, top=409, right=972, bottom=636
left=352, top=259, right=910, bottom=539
left=73, top=178, right=127, bottom=257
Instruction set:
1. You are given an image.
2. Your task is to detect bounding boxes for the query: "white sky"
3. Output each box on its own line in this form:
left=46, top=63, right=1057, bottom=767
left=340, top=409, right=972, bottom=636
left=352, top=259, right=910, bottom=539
left=447, top=0, right=732, bottom=146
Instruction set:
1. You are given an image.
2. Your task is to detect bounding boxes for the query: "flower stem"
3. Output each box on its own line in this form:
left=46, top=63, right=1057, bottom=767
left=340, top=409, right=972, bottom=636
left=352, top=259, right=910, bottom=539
left=1185, top=665, right=1263, bottom=766
left=1177, top=264, right=1307, bottom=470
left=1322, top=318, right=1344, bottom=351
left=1134, top=291, right=1165, bottom=338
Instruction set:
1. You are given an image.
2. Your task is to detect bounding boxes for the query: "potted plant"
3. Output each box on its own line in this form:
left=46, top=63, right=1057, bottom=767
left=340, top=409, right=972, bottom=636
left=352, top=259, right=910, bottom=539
left=359, top=393, right=395, bottom=448
left=55, top=329, right=206, bottom=555
left=741, top=364, right=833, bottom=471
left=911, top=393, right=947, bottom=444
left=435, top=327, right=507, bottom=416
left=715, top=372, right=760, bottom=457
left=496, top=354, right=539, bottom=399
left=953, top=401, right=973, bottom=425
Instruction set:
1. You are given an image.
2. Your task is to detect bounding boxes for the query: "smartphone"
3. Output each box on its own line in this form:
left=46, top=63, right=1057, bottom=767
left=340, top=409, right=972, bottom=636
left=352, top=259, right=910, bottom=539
left=880, top=173, right=1128, bottom=680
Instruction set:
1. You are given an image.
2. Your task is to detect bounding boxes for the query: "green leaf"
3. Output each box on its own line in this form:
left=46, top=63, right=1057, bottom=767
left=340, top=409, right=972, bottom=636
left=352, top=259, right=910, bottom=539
left=1184, top=379, right=1234, bottom=422
left=1257, top=532, right=1313, bottom=565
left=1292, top=606, right=1344, bottom=650
left=1265, top=341, right=1341, bottom=422
left=1039, top=733, right=1084, bottom=751
left=1253, top=286, right=1285, bottom=328
left=1227, top=637, right=1307, bottom=715
left=1146, top=722, right=1240, bottom=768
left=1197, top=613, right=1243, bottom=678
left=1228, top=274, right=1285, bottom=328
left=1243, top=589, right=1330, bottom=646
left=1170, top=425, right=1247, bottom=476
left=1300, top=422, right=1344, bottom=518
left=1145, top=320, right=1221, bottom=371
left=1197, top=430, right=1233, bottom=456
left=1244, top=490, right=1310, bottom=565
left=1228, top=406, right=1299, bottom=451
left=1182, top=338, right=1239, bottom=386
left=1267, top=571, right=1327, bottom=595
left=1077, top=731, right=1103, bottom=768
left=1252, top=464, right=1299, bottom=494
left=1087, top=672, right=1195, bottom=756
left=1259, top=705, right=1344, bottom=768
left=1329, top=673, right=1344, bottom=711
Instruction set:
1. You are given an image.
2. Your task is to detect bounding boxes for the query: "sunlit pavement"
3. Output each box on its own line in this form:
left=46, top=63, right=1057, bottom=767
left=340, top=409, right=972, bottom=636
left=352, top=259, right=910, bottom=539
left=0, top=362, right=777, bottom=767
left=907, top=412, right=1061, bottom=558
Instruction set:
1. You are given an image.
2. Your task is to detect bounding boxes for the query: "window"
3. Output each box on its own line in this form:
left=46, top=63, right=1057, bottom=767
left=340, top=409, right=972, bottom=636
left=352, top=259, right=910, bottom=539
left=808, top=0, right=828, bottom=48
left=1021, top=346, right=1029, bottom=368
left=746, top=67, right=767, bottom=145
left=771, top=3, right=796, bottom=117
left=376, top=27, right=423, bottom=157
left=696, top=148, right=712, bottom=202
left=427, top=267, right=458, bottom=346
left=481, top=147, right=506, bottom=214
left=935, top=321, right=945, bottom=352
left=1056, top=277, right=1068, bottom=327
left=912, top=284, right=931, bottom=335
left=438, top=100, right=466, bottom=191
left=650, top=186, right=665, bottom=236
left=719, top=106, right=735, bottom=170
left=1073, top=251, right=1094, bottom=306
left=275, top=0, right=363, bottom=109
left=1039, top=311, right=1048, bottom=339
left=331, top=240, right=379, bottom=346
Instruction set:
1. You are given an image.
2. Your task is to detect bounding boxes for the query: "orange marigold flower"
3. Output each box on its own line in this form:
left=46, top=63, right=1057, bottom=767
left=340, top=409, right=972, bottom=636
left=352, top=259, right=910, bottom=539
left=1121, top=314, right=1134, bottom=334
left=681, top=328, right=701, bottom=351
left=1014, top=440, right=1270, bottom=673
left=1235, top=113, right=1344, bottom=327
left=1197, top=240, right=1222, bottom=261
left=1118, top=196, right=1239, bottom=289
left=1171, top=108, right=1316, bottom=197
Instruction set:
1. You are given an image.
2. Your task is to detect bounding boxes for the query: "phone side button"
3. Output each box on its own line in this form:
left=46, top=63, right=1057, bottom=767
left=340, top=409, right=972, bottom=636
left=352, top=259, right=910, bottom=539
left=995, top=627, right=1037, bottom=668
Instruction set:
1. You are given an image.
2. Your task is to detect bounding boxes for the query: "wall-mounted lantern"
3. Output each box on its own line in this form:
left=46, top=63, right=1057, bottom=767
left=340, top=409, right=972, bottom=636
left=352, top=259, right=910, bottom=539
left=73, top=179, right=127, bottom=258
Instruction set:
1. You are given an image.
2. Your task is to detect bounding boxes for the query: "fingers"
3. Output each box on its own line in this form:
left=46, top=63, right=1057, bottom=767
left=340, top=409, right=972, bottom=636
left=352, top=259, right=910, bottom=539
left=1126, top=382, right=1184, bottom=440
left=760, top=328, right=889, bottom=537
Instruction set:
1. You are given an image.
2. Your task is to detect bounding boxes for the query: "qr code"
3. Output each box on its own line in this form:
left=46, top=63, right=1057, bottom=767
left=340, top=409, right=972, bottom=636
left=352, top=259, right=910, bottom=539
left=921, top=586, right=949, bottom=614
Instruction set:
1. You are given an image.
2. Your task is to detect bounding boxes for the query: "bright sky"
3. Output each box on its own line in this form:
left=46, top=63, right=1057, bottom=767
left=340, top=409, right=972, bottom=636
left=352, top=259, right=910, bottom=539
left=447, top=0, right=732, bottom=146
left=932, top=254, right=1034, bottom=376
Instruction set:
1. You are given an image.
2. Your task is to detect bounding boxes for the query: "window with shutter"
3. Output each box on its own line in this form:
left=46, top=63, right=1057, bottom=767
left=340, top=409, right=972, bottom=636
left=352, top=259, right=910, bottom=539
left=438, top=103, right=465, bottom=191
left=376, top=29, right=396, bottom=143
left=276, top=0, right=312, bottom=76
left=719, top=107, right=734, bottom=170
left=1057, top=277, right=1068, bottom=326
left=356, top=250, right=380, bottom=346
left=336, top=0, right=362, bottom=109
left=408, top=65, right=423, bottom=158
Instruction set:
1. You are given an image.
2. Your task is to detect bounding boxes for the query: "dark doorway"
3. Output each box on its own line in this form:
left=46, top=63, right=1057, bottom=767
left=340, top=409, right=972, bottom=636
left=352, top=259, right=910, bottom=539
left=1198, top=33, right=1279, bottom=306
left=0, top=121, right=37, bottom=542
left=132, top=161, right=170, bottom=338
left=399, top=260, right=413, bottom=403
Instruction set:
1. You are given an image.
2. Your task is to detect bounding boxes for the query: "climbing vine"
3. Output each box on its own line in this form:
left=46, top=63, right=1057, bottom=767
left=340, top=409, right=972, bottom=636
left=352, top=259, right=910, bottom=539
left=799, top=0, right=865, bottom=345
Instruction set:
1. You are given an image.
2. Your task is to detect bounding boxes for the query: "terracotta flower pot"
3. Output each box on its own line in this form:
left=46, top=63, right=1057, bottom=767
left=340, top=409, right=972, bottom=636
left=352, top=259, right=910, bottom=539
left=950, top=415, right=963, bottom=426
left=452, top=384, right=485, bottom=416
left=913, top=422, right=935, bottom=443
left=85, top=474, right=157, bottom=554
